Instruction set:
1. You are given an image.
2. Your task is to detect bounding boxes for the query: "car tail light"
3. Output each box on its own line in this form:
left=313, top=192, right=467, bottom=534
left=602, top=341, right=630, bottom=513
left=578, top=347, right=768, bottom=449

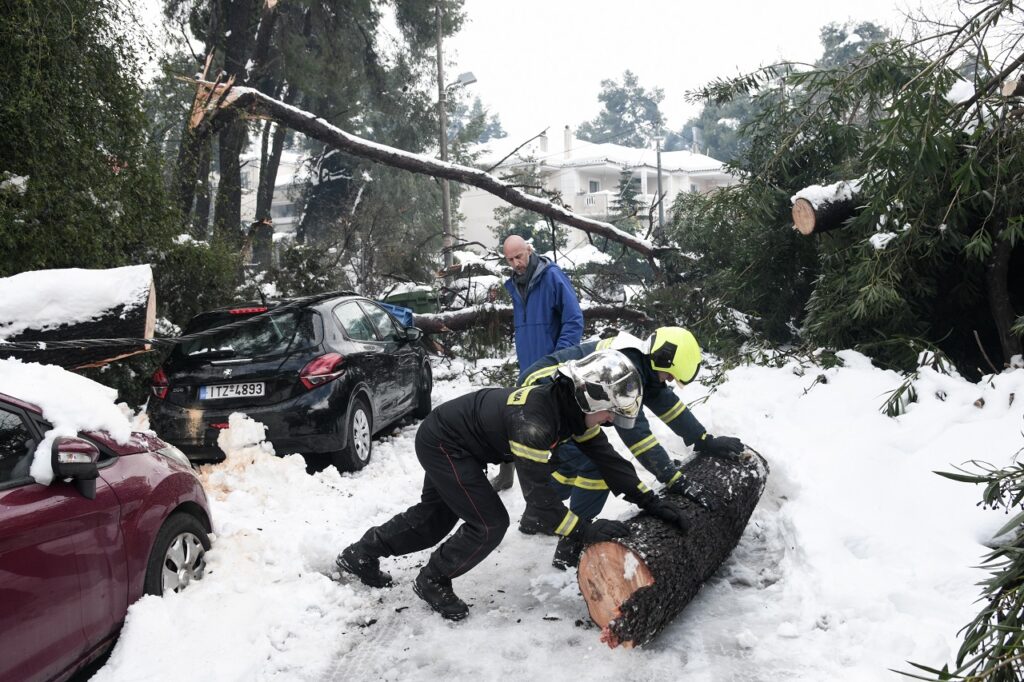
left=209, top=422, right=229, bottom=430
left=151, top=367, right=169, bottom=399
left=229, top=306, right=268, bottom=315
left=300, top=353, right=345, bottom=390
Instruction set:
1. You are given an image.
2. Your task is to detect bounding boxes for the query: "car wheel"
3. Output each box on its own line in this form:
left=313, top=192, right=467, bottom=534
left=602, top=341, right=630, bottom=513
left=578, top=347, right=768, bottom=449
left=333, top=395, right=373, bottom=472
left=144, top=512, right=210, bottom=596
left=413, top=363, right=432, bottom=419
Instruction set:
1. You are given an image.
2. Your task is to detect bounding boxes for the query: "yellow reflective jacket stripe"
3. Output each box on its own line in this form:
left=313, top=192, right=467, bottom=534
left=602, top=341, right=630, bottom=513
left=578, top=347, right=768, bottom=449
left=555, top=510, right=580, bottom=536
left=551, top=471, right=610, bottom=491
left=572, top=425, right=601, bottom=443
left=509, top=440, right=550, bottom=463
left=666, top=470, right=683, bottom=487
left=521, top=365, right=560, bottom=387
left=628, top=434, right=658, bottom=456
left=636, top=481, right=651, bottom=495
left=658, top=401, right=687, bottom=424
left=507, top=385, right=539, bottom=406
left=596, top=337, right=616, bottom=350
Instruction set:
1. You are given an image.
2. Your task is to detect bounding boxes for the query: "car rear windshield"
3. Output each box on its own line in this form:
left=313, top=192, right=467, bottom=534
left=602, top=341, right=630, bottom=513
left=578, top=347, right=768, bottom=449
left=173, top=309, right=318, bottom=361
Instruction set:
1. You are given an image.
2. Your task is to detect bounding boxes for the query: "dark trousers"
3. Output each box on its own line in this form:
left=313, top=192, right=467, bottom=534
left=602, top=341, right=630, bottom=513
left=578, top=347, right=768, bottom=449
left=552, top=440, right=610, bottom=521
left=371, top=428, right=510, bottom=579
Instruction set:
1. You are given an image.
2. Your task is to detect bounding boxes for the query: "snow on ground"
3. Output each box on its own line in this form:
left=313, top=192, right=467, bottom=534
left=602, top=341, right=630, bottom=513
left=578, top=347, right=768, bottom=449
left=88, top=353, right=1024, bottom=681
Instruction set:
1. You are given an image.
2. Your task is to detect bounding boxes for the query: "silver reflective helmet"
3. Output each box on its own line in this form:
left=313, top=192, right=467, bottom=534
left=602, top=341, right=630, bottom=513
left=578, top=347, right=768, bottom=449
left=557, top=349, right=643, bottom=429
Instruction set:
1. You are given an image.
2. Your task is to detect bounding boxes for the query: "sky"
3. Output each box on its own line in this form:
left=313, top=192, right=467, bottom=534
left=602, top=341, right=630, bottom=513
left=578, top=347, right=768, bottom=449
left=8, top=346, right=1023, bottom=680
left=447, top=0, right=938, bottom=141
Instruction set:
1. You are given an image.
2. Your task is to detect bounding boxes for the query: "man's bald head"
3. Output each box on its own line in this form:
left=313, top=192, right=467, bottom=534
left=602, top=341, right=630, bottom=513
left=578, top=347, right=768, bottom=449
left=503, top=235, right=533, bottom=275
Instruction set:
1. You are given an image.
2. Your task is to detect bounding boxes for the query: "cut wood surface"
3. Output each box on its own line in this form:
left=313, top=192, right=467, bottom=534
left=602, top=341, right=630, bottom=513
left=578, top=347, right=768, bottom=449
left=791, top=196, right=858, bottom=235
left=578, top=450, right=769, bottom=648
left=0, top=265, right=156, bottom=369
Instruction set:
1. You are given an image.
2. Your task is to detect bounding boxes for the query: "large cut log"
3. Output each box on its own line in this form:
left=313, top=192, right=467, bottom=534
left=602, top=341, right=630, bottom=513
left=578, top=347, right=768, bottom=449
left=790, top=180, right=862, bottom=235
left=578, top=450, right=769, bottom=649
left=0, top=265, right=156, bottom=369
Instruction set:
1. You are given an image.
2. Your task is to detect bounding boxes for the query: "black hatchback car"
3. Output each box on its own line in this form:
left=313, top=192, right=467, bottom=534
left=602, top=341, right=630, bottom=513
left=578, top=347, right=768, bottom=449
left=148, top=293, right=431, bottom=471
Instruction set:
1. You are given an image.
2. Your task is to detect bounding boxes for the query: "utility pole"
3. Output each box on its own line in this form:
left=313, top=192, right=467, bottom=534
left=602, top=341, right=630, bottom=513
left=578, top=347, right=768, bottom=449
left=436, top=4, right=453, bottom=269
left=653, top=133, right=666, bottom=232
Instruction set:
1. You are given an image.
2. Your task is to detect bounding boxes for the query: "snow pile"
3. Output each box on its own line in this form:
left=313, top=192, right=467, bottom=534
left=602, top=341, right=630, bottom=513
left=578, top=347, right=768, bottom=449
left=0, top=264, right=152, bottom=340
left=791, top=179, right=861, bottom=208
left=946, top=79, right=975, bottom=104
left=869, top=232, right=898, bottom=250
left=543, top=243, right=612, bottom=270
left=88, top=354, right=1024, bottom=680
left=0, top=358, right=134, bottom=484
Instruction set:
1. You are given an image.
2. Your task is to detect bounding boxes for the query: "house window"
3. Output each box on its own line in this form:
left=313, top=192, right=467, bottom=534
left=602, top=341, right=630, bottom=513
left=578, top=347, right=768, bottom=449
left=589, top=180, right=600, bottom=193
left=690, top=183, right=698, bottom=193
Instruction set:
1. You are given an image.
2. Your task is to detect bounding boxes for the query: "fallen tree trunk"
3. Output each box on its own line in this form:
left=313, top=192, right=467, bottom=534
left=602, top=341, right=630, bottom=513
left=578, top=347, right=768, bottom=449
left=0, top=265, right=156, bottom=369
left=186, top=80, right=668, bottom=263
left=578, top=449, right=769, bottom=648
left=791, top=180, right=861, bottom=235
left=412, top=303, right=653, bottom=334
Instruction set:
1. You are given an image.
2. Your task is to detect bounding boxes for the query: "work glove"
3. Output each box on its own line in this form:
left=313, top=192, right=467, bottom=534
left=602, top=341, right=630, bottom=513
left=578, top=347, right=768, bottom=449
left=694, top=434, right=745, bottom=460
left=640, top=495, right=690, bottom=533
left=665, top=472, right=719, bottom=512
left=578, top=518, right=630, bottom=544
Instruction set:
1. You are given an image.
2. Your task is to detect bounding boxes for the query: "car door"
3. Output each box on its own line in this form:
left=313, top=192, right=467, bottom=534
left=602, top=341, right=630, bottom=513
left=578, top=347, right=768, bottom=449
left=360, top=301, right=419, bottom=416
left=332, top=301, right=397, bottom=422
left=0, top=406, right=90, bottom=682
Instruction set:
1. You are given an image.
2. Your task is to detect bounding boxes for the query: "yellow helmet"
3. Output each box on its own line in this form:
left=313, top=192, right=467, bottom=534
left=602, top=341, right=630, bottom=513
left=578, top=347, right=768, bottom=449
left=646, top=327, right=702, bottom=383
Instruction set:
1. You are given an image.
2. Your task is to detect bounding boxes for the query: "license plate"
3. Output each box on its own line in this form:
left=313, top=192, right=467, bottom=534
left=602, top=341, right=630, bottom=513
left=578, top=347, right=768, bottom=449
left=199, top=382, right=265, bottom=400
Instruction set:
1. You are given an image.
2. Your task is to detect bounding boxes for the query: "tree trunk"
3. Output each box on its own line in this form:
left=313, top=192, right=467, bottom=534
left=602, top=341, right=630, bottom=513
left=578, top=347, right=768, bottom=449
left=187, top=83, right=668, bottom=262
left=985, top=235, right=1022, bottom=365
left=412, top=303, right=653, bottom=334
left=0, top=266, right=156, bottom=369
left=578, top=451, right=769, bottom=649
left=791, top=180, right=861, bottom=236
left=191, top=140, right=213, bottom=239
left=256, top=88, right=296, bottom=221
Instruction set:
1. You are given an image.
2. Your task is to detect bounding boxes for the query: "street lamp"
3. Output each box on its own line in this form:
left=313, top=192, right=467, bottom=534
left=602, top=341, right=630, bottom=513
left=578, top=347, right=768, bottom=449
left=436, top=5, right=477, bottom=269
left=653, top=133, right=666, bottom=232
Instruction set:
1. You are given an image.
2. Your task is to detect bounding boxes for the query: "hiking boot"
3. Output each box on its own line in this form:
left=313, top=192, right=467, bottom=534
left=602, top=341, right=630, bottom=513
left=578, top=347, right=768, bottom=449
left=551, top=534, right=583, bottom=571
left=518, top=507, right=552, bottom=535
left=337, top=543, right=392, bottom=588
left=413, top=570, right=469, bottom=621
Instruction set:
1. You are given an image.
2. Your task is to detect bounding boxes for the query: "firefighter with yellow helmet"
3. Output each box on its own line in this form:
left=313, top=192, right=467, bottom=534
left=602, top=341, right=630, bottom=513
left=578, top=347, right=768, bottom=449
left=516, top=326, right=745, bottom=568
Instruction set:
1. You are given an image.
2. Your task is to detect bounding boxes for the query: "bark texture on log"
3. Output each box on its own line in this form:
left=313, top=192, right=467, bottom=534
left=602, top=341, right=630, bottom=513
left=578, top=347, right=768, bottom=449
left=0, top=268, right=156, bottom=369
left=578, top=450, right=769, bottom=648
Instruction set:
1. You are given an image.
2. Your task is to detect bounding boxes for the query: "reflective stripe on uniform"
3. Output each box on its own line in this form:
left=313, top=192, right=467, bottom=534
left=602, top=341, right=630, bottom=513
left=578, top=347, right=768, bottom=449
left=596, top=337, right=616, bottom=350
left=521, top=364, right=560, bottom=387
left=555, top=510, right=580, bottom=536
left=572, top=425, right=601, bottom=443
left=627, top=434, right=659, bottom=457
left=658, top=400, right=688, bottom=424
left=551, top=471, right=610, bottom=491
left=636, top=481, right=651, bottom=495
left=509, top=440, right=550, bottom=463
left=666, top=470, right=683, bottom=487
left=507, top=386, right=539, bottom=405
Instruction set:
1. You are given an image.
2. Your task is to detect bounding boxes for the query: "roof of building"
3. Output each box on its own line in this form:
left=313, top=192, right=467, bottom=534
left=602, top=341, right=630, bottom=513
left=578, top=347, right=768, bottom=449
left=473, top=129, right=727, bottom=174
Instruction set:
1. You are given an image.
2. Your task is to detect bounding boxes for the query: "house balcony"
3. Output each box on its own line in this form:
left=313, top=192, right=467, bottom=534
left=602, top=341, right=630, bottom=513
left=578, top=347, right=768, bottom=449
left=572, top=192, right=658, bottom=218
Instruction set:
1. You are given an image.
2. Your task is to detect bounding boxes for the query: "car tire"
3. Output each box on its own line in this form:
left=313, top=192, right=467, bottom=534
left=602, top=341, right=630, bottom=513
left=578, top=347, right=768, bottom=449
left=144, top=512, right=210, bottom=596
left=413, top=363, right=432, bottom=419
left=333, top=395, right=373, bottom=472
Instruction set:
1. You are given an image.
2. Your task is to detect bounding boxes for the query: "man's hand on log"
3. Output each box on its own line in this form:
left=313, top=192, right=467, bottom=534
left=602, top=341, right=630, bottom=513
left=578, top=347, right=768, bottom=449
left=579, top=518, right=630, bottom=544
left=694, top=434, right=745, bottom=460
left=640, top=495, right=690, bottom=532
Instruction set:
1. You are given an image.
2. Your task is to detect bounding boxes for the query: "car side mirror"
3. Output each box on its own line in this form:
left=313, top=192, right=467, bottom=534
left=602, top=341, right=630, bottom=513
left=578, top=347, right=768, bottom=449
left=51, top=436, right=100, bottom=500
left=404, top=327, right=423, bottom=342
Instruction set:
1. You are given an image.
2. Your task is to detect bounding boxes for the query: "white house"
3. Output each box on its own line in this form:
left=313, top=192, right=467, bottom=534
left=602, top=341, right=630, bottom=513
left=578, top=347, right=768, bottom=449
left=458, top=126, right=737, bottom=253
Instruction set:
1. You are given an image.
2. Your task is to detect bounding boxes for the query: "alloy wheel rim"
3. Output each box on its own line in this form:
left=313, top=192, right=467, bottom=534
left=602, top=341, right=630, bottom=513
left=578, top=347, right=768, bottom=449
left=162, top=531, right=206, bottom=593
left=353, top=408, right=371, bottom=462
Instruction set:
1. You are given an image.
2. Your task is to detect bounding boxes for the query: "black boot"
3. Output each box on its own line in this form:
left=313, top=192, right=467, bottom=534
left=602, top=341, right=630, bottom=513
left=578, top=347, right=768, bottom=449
left=518, top=506, right=552, bottom=535
left=551, top=534, right=583, bottom=571
left=413, top=566, right=469, bottom=621
left=489, top=462, right=515, bottom=492
left=336, top=530, right=392, bottom=588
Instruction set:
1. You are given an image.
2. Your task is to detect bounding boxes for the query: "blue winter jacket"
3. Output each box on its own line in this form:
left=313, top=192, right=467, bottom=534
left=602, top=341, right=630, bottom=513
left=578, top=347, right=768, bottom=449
left=503, top=255, right=584, bottom=377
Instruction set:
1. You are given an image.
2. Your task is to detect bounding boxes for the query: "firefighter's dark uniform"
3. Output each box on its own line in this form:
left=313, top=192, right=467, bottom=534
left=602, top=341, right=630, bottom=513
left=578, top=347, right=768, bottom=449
left=363, top=378, right=651, bottom=580
left=519, top=336, right=708, bottom=520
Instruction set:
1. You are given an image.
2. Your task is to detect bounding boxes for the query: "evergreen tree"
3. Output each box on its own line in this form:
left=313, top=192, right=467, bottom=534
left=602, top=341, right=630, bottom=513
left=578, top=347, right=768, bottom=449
left=577, top=70, right=665, bottom=147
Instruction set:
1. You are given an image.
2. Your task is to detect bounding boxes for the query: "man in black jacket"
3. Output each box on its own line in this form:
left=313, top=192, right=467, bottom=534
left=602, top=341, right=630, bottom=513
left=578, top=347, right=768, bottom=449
left=336, top=350, right=688, bottom=621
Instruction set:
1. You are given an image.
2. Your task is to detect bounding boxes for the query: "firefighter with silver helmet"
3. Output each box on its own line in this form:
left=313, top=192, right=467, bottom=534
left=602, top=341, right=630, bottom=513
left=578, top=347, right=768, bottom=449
left=336, top=350, right=688, bottom=621
left=516, top=327, right=746, bottom=567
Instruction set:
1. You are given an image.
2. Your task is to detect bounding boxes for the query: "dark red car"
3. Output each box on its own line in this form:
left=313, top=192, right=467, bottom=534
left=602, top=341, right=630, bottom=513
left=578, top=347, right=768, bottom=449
left=0, top=392, right=212, bottom=682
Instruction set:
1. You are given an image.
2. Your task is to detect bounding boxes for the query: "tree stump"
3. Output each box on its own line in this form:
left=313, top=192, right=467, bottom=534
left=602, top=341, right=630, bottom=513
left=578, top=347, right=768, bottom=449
left=0, top=265, right=156, bottom=369
left=578, top=450, right=769, bottom=648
